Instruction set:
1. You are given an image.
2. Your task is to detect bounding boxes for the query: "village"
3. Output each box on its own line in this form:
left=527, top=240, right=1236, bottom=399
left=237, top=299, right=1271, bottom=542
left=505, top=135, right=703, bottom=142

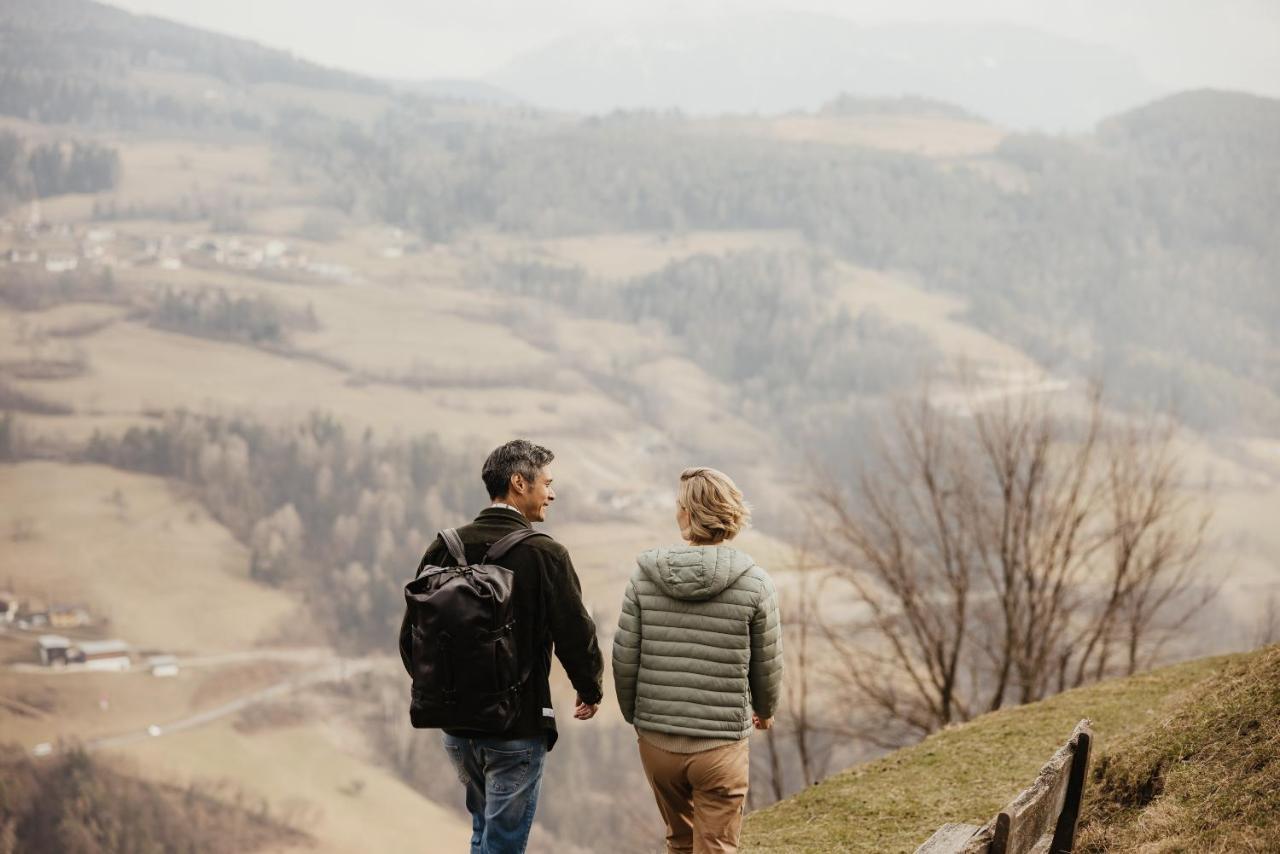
left=0, top=201, right=364, bottom=284
left=0, top=588, right=177, bottom=677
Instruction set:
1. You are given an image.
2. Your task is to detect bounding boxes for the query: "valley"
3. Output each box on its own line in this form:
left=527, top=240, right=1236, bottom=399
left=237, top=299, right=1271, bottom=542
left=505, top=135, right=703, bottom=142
left=1, top=3, right=1277, bottom=850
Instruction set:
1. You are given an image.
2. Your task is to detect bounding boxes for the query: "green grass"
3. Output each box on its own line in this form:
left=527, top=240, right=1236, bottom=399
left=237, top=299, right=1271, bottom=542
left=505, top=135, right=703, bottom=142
left=1077, top=643, right=1280, bottom=853
left=742, top=650, right=1257, bottom=853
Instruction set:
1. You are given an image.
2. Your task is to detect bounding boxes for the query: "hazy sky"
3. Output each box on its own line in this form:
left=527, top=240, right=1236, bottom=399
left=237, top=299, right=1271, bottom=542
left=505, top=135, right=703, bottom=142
left=108, top=0, right=1280, bottom=96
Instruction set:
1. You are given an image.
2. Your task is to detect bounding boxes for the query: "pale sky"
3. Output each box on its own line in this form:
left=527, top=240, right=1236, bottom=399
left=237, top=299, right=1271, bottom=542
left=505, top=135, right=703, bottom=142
left=107, top=0, right=1280, bottom=96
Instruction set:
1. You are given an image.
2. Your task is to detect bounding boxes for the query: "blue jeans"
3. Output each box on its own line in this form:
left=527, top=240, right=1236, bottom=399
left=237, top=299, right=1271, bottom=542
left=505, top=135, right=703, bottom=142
left=441, top=734, right=547, bottom=854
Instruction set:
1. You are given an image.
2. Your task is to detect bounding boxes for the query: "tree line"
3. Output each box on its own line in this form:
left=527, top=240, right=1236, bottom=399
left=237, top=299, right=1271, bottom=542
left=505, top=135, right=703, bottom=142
left=149, top=287, right=319, bottom=346
left=0, top=132, right=120, bottom=210
left=83, top=412, right=483, bottom=651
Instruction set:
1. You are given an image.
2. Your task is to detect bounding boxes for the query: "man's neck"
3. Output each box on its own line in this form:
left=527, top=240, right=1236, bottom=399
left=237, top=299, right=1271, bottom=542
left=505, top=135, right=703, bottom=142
left=491, top=501, right=527, bottom=520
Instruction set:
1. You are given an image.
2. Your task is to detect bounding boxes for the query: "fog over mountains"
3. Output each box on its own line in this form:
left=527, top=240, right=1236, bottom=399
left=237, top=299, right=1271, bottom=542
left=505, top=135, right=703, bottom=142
left=486, top=14, right=1160, bottom=129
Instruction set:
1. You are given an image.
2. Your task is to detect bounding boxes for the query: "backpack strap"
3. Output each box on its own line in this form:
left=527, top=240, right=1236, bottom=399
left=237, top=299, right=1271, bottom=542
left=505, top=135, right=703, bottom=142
left=439, top=528, right=468, bottom=566
left=485, top=527, right=548, bottom=691
left=484, top=528, right=545, bottom=563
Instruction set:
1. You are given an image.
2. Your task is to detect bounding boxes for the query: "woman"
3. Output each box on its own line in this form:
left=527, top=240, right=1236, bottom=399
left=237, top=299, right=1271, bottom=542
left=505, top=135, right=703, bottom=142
left=612, top=467, right=783, bottom=854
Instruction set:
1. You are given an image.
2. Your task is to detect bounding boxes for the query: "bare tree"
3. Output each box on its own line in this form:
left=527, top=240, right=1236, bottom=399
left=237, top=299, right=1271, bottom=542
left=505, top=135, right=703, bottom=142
left=814, top=381, right=1212, bottom=747
left=1069, top=416, right=1212, bottom=684
left=750, top=540, right=840, bottom=805
left=816, top=390, right=982, bottom=741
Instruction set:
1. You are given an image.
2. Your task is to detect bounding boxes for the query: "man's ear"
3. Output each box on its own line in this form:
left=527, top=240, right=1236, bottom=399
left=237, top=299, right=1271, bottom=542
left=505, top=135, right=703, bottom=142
left=509, top=472, right=526, bottom=496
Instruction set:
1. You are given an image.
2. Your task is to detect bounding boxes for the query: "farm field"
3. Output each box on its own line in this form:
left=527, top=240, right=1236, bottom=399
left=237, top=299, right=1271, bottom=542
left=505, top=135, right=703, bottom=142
left=0, top=461, right=302, bottom=653
left=481, top=228, right=809, bottom=279
left=0, top=660, right=301, bottom=748
left=117, top=718, right=474, bottom=854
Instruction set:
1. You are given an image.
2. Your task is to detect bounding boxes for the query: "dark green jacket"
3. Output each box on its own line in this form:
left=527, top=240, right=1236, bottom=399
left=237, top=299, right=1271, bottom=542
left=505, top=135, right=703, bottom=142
left=400, top=507, right=604, bottom=749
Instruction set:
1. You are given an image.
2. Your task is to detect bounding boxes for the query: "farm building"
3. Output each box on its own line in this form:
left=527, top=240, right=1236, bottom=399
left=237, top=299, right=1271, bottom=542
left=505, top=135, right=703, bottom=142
left=77, top=639, right=131, bottom=672
left=37, top=635, right=71, bottom=667
left=44, top=253, right=79, bottom=273
left=49, top=604, right=91, bottom=629
left=22, top=611, right=50, bottom=629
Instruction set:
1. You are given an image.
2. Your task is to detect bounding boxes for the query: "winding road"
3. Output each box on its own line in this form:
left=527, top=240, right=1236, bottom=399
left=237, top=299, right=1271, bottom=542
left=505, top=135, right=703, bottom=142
left=25, top=652, right=383, bottom=756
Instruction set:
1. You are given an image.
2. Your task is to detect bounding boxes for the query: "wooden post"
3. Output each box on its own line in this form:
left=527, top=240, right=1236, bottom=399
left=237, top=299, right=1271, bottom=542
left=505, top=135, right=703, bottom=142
left=1049, top=727, right=1092, bottom=853
left=990, top=812, right=1011, bottom=854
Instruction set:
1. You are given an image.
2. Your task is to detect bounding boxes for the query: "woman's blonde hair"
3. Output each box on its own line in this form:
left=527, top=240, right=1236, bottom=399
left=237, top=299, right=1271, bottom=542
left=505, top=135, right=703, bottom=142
left=677, top=467, right=750, bottom=544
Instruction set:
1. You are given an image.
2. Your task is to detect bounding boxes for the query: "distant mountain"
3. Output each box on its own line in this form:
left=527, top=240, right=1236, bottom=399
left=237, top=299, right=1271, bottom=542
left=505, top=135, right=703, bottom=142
left=0, top=0, right=380, bottom=93
left=489, top=13, right=1162, bottom=130
left=1099, top=89, right=1280, bottom=167
left=0, top=0, right=385, bottom=128
left=1096, top=89, right=1280, bottom=255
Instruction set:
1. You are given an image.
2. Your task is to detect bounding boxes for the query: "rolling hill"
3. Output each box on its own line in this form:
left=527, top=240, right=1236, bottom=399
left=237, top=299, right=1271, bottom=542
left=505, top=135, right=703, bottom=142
left=742, top=643, right=1280, bottom=853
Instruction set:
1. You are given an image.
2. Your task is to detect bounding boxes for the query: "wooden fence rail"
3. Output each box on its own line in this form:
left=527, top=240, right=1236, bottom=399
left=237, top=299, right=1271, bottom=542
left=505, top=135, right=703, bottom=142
left=915, top=719, right=1093, bottom=854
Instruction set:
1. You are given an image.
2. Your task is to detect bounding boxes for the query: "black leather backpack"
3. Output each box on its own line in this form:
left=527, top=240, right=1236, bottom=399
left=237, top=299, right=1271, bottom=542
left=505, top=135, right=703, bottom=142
left=403, top=527, right=545, bottom=731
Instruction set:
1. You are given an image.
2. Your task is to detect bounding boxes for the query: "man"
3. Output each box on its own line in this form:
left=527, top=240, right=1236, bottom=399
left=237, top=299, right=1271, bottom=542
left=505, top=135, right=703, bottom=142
left=401, top=439, right=604, bottom=854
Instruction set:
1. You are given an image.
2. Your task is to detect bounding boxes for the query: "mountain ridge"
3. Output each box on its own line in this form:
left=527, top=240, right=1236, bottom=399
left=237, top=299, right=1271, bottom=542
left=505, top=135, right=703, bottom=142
left=488, top=13, right=1161, bottom=130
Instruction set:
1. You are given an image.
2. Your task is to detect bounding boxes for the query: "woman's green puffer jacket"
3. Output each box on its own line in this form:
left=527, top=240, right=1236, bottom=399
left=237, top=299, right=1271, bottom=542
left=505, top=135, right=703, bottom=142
left=612, top=544, right=783, bottom=739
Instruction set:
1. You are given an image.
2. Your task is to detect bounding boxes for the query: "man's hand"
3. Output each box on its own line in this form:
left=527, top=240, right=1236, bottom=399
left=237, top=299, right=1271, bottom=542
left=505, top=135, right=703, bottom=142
left=752, top=713, right=774, bottom=730
left=574, top=696, right=599, bottom=720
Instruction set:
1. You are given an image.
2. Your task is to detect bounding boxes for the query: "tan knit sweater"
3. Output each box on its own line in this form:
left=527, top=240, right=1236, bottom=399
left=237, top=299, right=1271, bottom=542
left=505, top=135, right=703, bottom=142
left=637, top=727, right=742, bottom=754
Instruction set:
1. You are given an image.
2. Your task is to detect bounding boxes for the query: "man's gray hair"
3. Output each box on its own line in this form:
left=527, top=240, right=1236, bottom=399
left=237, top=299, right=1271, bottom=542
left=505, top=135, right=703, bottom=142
left=482, top=439, right=554, bottom=500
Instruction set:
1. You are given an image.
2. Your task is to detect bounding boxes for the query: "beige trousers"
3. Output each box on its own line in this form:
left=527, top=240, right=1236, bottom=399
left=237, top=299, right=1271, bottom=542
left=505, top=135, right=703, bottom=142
left=637, top=736, right=750, bottom=854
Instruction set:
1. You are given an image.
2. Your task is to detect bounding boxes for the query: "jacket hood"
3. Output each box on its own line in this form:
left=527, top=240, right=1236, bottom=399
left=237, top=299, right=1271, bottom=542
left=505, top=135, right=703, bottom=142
left=636, top=545, right=756, bottom=601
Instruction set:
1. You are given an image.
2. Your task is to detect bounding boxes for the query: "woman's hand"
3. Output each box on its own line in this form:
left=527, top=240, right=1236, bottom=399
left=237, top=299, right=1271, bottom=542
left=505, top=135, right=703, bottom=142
left=574, top=696, right=598, bottom=720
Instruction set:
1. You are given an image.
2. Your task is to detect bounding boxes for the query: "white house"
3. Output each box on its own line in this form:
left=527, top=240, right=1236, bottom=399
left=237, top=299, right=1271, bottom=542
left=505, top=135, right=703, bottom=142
left=77, top=639, right=131, bottom=672
left=44, top=254, right=79, bottom=273
left=148, top=654, right=180, bottom=677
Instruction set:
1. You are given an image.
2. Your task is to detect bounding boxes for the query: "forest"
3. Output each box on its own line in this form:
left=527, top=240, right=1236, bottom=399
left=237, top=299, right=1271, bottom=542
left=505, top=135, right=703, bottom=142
left=82, top=412, right=482, bottom=651
left=284, top=92, right=1280, bottom=432
left=0, top=132, right=120, bottom=208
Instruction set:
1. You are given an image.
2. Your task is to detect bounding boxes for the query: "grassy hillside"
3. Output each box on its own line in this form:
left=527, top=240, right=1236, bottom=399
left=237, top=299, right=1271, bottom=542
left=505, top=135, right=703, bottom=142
left=0, top=461, right=301, bottom=653
left=743, top=644, right=1280, bottom=853
left=1077, top=642, right=1280, bottom=852
left=117, top=717, right=474, bottom=854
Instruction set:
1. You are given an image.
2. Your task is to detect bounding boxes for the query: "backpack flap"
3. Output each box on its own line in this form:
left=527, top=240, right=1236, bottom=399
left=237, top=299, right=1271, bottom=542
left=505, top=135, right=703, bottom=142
left=403, top=527, right=545, bottom=731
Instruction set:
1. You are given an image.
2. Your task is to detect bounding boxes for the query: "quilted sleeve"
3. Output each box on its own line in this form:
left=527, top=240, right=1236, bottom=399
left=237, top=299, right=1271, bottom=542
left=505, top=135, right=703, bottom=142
left=748, top=568, right=783, bottom=720
left=611, top=574, right=643, bottom=724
